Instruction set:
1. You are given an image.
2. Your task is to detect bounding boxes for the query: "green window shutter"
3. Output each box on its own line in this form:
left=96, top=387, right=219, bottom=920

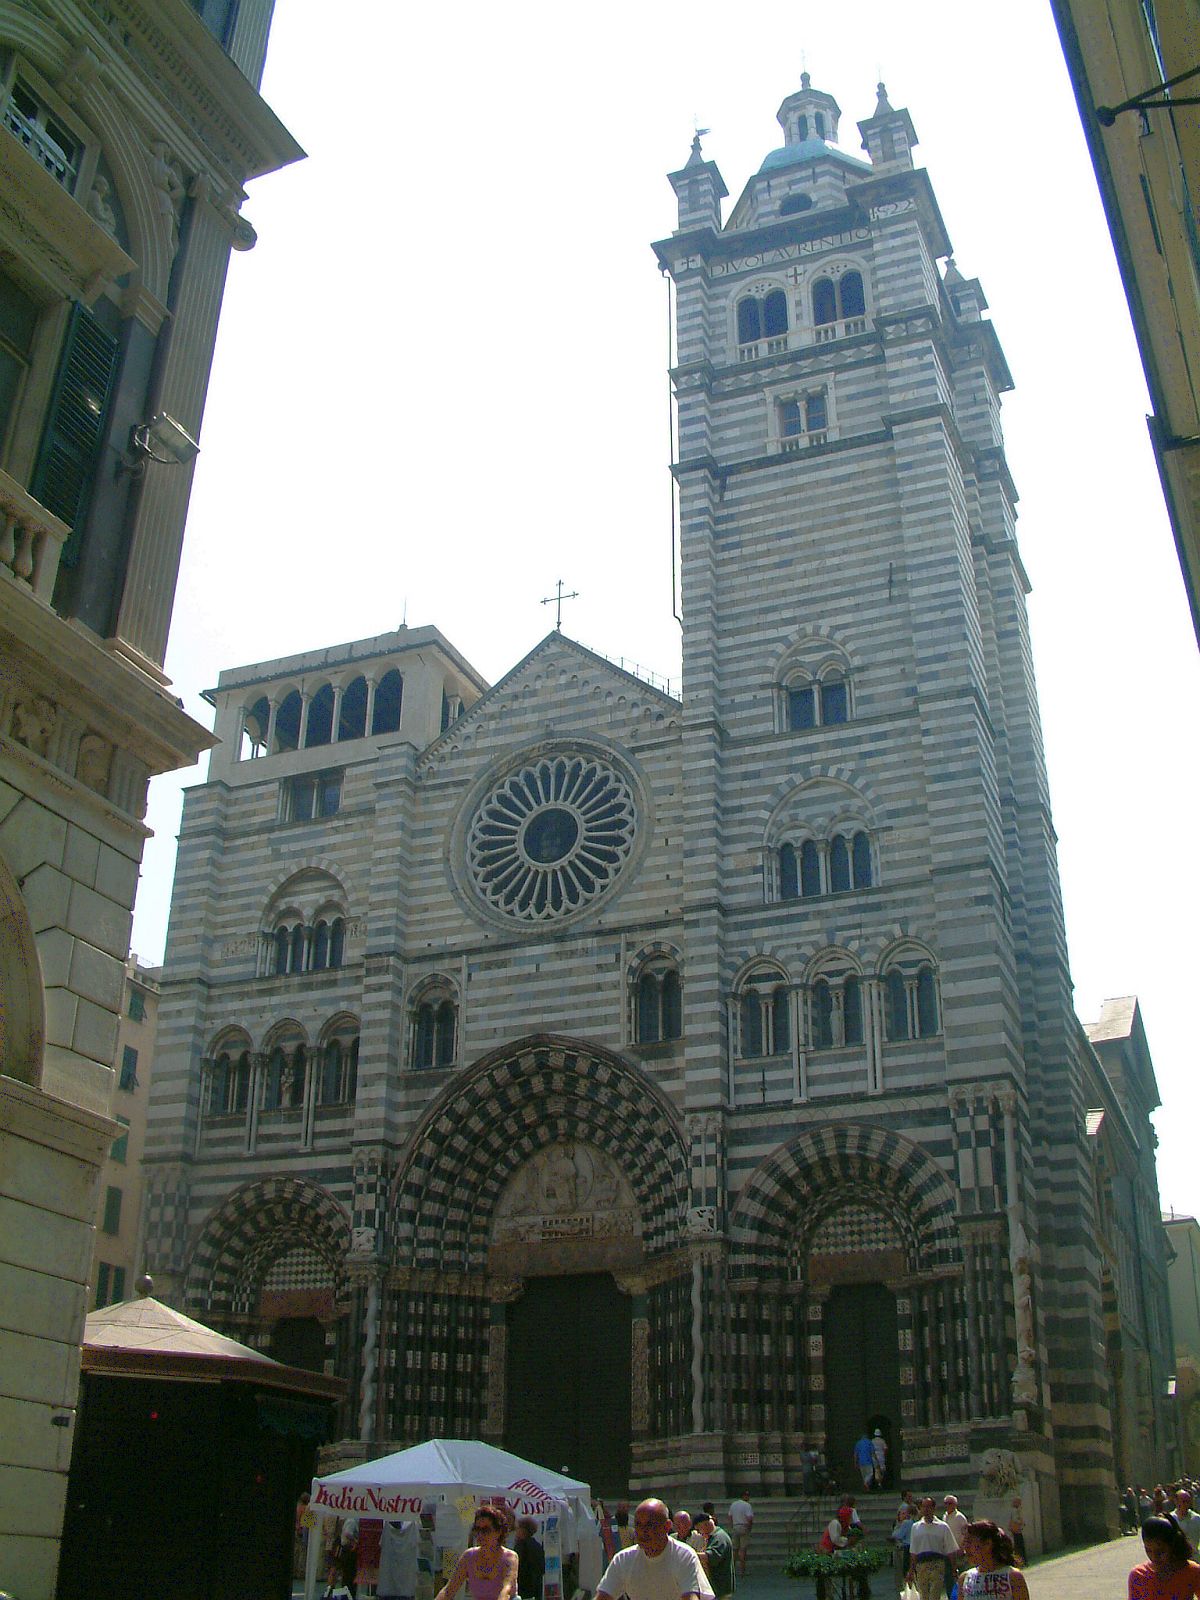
left=31, top=301, right=119, bottom=556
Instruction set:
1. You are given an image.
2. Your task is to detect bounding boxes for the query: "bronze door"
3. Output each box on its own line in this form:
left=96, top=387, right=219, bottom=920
left=504, top=1273, right=632, bottom=1495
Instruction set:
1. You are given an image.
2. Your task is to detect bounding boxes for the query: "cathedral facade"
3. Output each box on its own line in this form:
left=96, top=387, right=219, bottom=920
left=142, top=77, right=1174, bottom=1544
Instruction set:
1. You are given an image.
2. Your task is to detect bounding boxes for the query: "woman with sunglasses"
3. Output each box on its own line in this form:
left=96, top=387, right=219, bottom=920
left=437, top=1505, right=519, bottom=1600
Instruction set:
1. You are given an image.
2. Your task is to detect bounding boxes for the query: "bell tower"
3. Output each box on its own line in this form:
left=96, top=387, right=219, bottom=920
left=652, top=74, right=1115, bottom=1540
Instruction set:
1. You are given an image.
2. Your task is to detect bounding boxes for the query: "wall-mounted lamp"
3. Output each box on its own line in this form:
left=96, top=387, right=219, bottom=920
left=117, top=411, right=200, bottom=478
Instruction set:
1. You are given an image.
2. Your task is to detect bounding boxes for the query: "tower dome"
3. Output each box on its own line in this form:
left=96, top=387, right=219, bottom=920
left=776, top=70, right=842, bottom=147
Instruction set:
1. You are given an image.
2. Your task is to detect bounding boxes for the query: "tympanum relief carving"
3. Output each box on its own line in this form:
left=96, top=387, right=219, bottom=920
left=493, top=1140, right=640, bottom=1243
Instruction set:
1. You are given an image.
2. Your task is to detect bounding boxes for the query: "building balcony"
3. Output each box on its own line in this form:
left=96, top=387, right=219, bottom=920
left=0, top=468, right=70, bottom=603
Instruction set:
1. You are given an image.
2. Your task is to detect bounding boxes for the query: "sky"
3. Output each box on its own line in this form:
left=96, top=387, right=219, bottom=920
left=136, top=0, right=1199, bottom=1211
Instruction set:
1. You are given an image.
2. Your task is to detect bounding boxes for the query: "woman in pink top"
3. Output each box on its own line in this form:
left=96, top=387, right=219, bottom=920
left=437, top=1505, right=519, bottom=1600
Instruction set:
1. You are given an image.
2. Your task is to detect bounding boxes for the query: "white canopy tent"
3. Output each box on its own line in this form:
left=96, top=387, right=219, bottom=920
left=304, top=1438, right=593, bottom=1600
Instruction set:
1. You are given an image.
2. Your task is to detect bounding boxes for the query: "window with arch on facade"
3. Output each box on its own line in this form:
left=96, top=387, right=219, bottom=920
left=782, top=666, right=850, bottom=731
left=778, top=392, right=828, bottom=449
left=737, top=970, right=791, bottom=1058
left=883, top=958, right=940, bottom=1041
left=338, top=675, right=368, bottom=740
left=812, top=269, right=867, bottom=333
left=209, top=1045, right=252, bottom=1115
left=778, top=830, right=872, bottom=901
left=318, top=1022, right=359, bottom=1106
left=736, top=287, right=789, bottom=355
left=634, top=957, right=683, bottom=1045
left=240, top=696, right=270, bottom=760
left=263, top=1032, right=307, bottom=1111
left=412, top=986, right=457, bottom=1069
left=270, top=913, right=346, bottom=975
left=805, top=967, right=865, bottom=1049
left=372, top=668, right=403, bottom=735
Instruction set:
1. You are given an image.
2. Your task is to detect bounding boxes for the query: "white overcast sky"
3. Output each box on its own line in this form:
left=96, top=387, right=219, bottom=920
left=137, top=0, right=1200, bottom=1211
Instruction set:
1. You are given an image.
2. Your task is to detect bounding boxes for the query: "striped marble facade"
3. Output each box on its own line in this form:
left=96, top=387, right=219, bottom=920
left=141, top=77, right=1175, bottom=1544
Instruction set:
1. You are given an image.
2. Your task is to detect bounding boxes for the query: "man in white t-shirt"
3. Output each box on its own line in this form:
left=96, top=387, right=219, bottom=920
left=728, top=1496, right=753, bottom=1577
left=595, top=1500, right=714, bottom=1600
left=907, top=1499, right=958, bottom=1600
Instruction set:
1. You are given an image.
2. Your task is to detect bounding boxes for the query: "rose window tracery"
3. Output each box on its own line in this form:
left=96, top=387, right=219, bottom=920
left=466, top=753, right=637, bottom=922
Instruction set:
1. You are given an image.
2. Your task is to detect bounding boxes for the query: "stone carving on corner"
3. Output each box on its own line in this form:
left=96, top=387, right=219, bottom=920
left=493, top=1140, right=640, bottom=1243
left=149, top=141, right=185, bottom=256
left=686, top=1206, right=718, bottom=1236
left=978, top=1449, right=1022, bottom=1497
left=1009, top=1222, right=1038, bottom=1407
left=88, top=173, right=118, bottom=235
left=11, top=695, right=57, bottom=757
left=77, top=733, right=112, bottom=795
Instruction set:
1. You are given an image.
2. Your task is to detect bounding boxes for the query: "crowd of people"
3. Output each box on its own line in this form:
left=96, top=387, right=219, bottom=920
left=314, top=1474, right=1200, bottom=1600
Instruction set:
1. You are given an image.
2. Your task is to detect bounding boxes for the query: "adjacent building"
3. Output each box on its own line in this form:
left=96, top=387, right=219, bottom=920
left=89, top=956, right=159, bottom=1309
left=0, top=3, right=299, bottom=1594
left=1049, top=0, right=1200, bottom=646
left=1164, top=1212, right=1200, bottom=1477
left=143, top=75, right=1175, bottom=1545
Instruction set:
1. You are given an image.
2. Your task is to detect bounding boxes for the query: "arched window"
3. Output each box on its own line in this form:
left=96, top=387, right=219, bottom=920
left=634, top=959, right=683, bottom=1044
left=737, top=289, right=788, bottom=350
left=338, top=675, right=368, bottom=740
left=305, top=683, right=334, bottom=747
left=808, top=965, right=864, bottom=1050
left=782, top=665, right=850, bottom=731
left=844, top=976, right=864, bottom=1045
left=916, top=966, right=939, bottom=1037
left=435, top=1001, right=456, bottom=1065
left=372, top=668, right=403, bottom=735
left=797, top=114, right=808, bottom=139
left=813, top=278, right=837, bottom=325
left=779, top=843, right=799, bottom=901
left=288, top=1045, right=306, bottom=1107
left=820, top=673, right=848, bottom=723
left=885, top=968, right=910, bottom=1041
left=274, top=690, right=301, bottom=753
left=763, top=289, right=788, bottom=337
left=210, top=1052, right=230, bottom=1114
left=779, top=192, right=813, bottom=216
left=739, top=971, right=790, bottom=1057
left=289, top=924, right=305, bottom=974
left=829, top=834, right=851, bottom=893
left=787, top=681, right=816, bottom=729
left=740, top=989, right=764, bottom=1058
left=839, top=270, right=866, bottom=318
left=265, top=1047, right=287, bottom=1110
left=241, top=696, right=270, bottom=760
left=413, top=986, right=457, bottom=1069
left=273, top=926, right=289, bottom=976
left=319, top=1026, right=359, bottom=1105
left=811, top=979, right=833, bottom=1049
left=329, top=917, right=345, bottom=969
left=320, top=1040, right=342, bottom=1104
left=312, top=921, right=329, bottom=971
left=883, top=955, right=940, bottom=1041
left=814, top=112, right=827, bottom=138
left=852, top=831, right=872, bottom=888
left=800, top=840, right=821, bottom=898
left=230, top=1050, right=251, bottom=1113
left=737, top=297, right=762, bottom=344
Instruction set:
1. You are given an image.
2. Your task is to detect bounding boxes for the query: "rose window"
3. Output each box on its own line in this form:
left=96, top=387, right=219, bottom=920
left=466, top=754, right=637, bottom=921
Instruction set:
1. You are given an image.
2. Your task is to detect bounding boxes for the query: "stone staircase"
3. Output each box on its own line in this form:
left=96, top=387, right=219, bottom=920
left=745, top=1496, right=899, bottom=1572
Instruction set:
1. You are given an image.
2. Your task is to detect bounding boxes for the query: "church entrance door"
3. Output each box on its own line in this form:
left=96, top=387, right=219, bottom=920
left=504, top=1273, right=631, bottom=1495
left=822, top=1282, right=901, bottom=1491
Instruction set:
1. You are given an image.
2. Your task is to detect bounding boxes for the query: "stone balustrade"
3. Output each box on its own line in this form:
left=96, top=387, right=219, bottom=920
left=0, top=469, right=71, bottom=602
